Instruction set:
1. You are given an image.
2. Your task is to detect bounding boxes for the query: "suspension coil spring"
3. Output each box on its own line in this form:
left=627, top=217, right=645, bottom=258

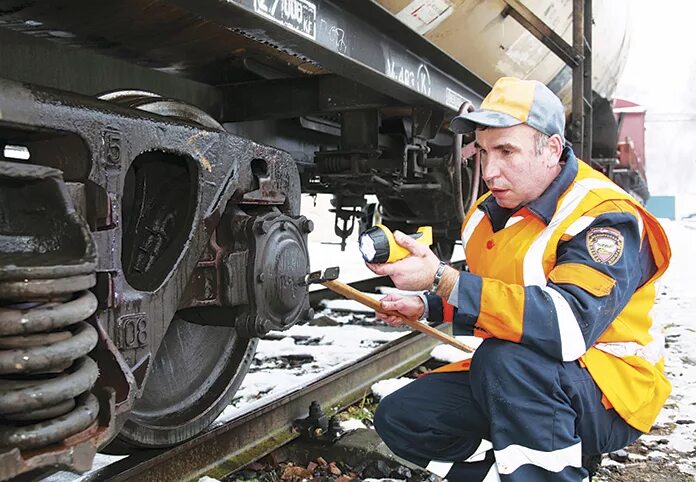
left=0, top=284, right=99, bottom=451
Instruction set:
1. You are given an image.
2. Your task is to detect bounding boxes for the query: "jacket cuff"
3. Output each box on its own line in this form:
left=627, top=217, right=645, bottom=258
left=451, top=271, right=482, bottom=336
left=424, top=292, right=445, bottom=323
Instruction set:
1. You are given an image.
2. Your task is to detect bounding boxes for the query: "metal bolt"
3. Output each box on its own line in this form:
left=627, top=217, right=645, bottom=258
left=257, top=272, right=265, bottom=283
left=302, top=218, right=314, bottom=233
left=305, top=308, right=315, bottom=321
left=254, top=222, right=266, bottom=235
left=309, top=401, right=323, bottom=418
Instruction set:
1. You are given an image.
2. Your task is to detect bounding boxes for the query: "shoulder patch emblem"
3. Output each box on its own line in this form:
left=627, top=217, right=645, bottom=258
left=586, top=227, right=624, bottom=265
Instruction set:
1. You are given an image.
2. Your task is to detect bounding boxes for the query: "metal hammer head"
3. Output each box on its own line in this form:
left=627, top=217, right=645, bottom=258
left=303, top=266, right=340, bottom=285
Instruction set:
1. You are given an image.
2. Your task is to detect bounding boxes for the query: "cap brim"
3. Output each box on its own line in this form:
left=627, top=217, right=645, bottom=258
left=449, top=110, right=523, bottom=134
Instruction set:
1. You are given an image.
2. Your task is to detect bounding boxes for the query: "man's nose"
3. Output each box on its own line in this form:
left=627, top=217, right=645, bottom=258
left=481, top=157, right=501, bottom=183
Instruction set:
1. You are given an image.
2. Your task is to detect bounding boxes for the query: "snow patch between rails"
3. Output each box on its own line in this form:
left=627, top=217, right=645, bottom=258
left=340, top=418, right=368, bottom=431
left=371, top=378, right=415, bottom=400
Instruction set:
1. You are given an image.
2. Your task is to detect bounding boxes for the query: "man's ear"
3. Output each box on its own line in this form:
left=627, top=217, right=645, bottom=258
left=547, top=134, right=564, bottom=164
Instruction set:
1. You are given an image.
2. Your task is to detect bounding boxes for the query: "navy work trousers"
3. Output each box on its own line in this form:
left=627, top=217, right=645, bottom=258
left=374, top=339, right=642, bottom=481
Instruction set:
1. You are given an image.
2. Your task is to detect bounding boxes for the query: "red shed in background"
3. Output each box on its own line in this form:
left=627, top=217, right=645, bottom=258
left=612, top=99, right=650, bottom=202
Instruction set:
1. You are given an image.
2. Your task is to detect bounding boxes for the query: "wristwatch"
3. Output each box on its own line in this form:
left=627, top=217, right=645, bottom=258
left=429, top=260, right=447, bottom=294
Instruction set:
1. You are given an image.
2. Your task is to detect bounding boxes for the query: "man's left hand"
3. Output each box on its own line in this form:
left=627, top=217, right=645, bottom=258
left=376, top=293, right=424, bottom=326
left=366, top=230, right=440, bottom=291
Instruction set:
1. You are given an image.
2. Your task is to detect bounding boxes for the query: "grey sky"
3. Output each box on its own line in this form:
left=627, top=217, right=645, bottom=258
left=615, top=0, right=696, bottom=215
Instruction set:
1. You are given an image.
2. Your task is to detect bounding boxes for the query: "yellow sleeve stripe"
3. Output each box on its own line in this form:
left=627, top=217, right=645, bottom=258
left=548, top=263, right=616, bottom=297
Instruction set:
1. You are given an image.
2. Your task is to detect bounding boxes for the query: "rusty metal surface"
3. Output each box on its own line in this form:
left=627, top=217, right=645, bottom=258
left=0, top=393, right=100, bottom=450
left=85, top=325, right=453, bottom=482
left=0, top=388, right=117, bottom=481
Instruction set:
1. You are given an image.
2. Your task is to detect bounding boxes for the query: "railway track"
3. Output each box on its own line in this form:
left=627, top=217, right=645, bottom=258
left=71, top=271, right=461, bottom=482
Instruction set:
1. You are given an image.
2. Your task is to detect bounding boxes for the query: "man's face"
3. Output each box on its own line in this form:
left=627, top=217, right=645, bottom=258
left=475, top=124, right=560, bottom=209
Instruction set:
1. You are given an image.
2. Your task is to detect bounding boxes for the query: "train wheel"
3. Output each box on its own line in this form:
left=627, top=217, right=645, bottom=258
left=100, top=91, right=257, bottom=448
left=116, top=313, right=257, bottom=447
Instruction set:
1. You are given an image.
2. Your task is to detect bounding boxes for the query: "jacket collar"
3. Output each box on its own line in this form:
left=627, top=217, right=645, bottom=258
left=479, top=146, right=579, bottom=227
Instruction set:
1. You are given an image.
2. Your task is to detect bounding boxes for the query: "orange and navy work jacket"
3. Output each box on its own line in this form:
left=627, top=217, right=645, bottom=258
left=424, top=148, right=671, bottom=433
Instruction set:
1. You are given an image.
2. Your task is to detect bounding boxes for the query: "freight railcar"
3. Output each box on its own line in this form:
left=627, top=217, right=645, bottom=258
left=0, top=0, right=636, bottom=478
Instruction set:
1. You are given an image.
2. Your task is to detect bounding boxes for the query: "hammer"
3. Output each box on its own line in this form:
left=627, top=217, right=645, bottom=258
left=305, top=267, right=474, bottom=353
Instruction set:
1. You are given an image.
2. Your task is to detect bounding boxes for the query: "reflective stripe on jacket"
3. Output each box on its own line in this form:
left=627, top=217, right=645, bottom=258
left=425, top=150, right=671, bottom=433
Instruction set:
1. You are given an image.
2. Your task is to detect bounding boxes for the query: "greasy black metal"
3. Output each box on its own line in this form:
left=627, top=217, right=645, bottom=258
left=592, top=96, right=619, bottom=159
left=228, top=210, right=312, bottom=338
left=452, top=101, right=476, bottom=224
left=219, top=75, right=399, bottom=122
left=0, top=27, right=222, bottom=118
left=501, top=0, right=580, bottom=68
left=571, top=0, right=588, bottom=160
left=304, top=266, right=340, bottom=285
left=4, top=399, right=76, bottom=422
left=0, top=291, right=98, bottom=336
left=293, top=401, right=330, bottom=440
left=0, top=321, right=97, bottom=374
left=0, top=387, right=117, bottom=482
left=103, top=91, right=305, bottom=447
left=0, top=357, right=99, bottom=415
left=0, top=393, right=100, bottom=450
left=0, top=78, right=305, bottom=458
left=0, top=0, right=486, bottom=264
left=339, top=0, right=490, bottom=99
left=85, top=324, right=451, bottom=482
left=0, top=161, right=96, bottom=282
left=0, top=275, right=96, bottom=300
left=0, top=1, right=487, bottom=110
left=115, top=316, right=258, bottom=448
left=167, top=0, right=485, bottom=112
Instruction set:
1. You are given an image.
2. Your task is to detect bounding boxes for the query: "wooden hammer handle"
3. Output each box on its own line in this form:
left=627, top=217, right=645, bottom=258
left=321, top=279, right=474, bottom=353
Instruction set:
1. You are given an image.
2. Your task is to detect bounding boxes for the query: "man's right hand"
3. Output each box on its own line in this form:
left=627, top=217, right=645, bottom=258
left=366, top=230, right=440, bottom=291
left=376, top=293, right=425, bottom=326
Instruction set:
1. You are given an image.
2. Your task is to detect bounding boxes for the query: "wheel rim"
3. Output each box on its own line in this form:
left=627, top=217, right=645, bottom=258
left=118, top=314, right=256, bottom=447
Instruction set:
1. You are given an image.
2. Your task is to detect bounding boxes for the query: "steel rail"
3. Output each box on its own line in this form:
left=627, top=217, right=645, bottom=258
left=87, top=325, right=451, bottom=481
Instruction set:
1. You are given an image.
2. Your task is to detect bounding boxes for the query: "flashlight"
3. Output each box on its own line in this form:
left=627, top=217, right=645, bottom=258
left=359, top=225, right=433, bottom=263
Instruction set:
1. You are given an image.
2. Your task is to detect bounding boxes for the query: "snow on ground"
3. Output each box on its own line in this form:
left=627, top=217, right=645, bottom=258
left=215, top=318, right=407, bottom=424
left=652, top=220, right=696, bottom=454
left=371, top=378, right=415, bottom=400
left=340, top=418, right=369, bottom=431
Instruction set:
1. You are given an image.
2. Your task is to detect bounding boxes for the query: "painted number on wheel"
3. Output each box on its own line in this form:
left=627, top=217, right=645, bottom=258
left=254, top=0, right=317, bottom=39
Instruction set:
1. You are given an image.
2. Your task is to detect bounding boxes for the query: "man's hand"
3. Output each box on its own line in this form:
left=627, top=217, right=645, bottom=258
left=375, top=293, right=425, bottom=326
left=366, top=230, right=440, bottom=291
